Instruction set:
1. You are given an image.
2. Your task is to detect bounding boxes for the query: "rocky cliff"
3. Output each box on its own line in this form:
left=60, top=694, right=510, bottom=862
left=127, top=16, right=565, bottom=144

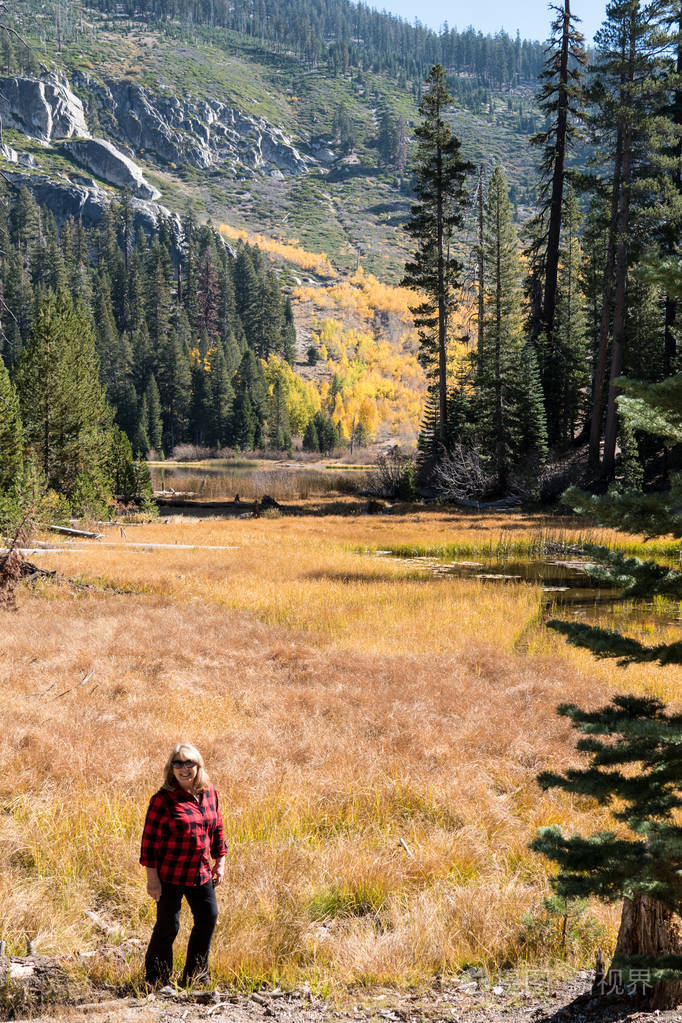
left=73, top=73, right=315, bottom=178
left=0, top=68, right=323, bottom=241
left=0, top=74, right=88, bottom=142
left=61, top=138, right=160, bottom=200
left=3, top=169, right=180, bottom=241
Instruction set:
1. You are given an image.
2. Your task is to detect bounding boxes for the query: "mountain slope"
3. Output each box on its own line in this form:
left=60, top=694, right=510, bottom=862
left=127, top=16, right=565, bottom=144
left=1, top=0, right=545, bottom=280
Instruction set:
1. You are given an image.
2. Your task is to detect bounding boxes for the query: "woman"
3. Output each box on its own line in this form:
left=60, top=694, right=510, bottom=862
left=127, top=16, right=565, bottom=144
left=140, top=743, right=226, bottom=988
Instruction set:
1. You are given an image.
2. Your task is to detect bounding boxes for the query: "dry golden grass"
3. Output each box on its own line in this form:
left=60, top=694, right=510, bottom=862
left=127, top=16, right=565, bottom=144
left=1, top=507, right=679, bottom=991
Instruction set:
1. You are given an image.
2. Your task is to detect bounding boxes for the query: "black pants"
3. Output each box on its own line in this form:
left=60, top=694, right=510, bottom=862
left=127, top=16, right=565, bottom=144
left=145, top=880, right=218, bottom=987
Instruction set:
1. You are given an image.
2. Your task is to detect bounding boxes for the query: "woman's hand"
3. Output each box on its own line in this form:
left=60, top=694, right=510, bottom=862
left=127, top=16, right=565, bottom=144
left=146, top=867, right=162, bottom=902
left=212, top=857, right=225, bottom=887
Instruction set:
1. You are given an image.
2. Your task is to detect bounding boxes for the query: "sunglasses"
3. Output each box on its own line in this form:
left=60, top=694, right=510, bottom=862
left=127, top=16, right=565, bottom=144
left=172, top=759, right=196, bottom=769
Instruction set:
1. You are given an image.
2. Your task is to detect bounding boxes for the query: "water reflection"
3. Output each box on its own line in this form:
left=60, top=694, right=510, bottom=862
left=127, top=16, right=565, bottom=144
left=374, top=552, right=681, bottom=627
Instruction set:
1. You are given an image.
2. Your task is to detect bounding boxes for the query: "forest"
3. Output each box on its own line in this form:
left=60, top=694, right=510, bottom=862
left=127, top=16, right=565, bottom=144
left=1, top=0, right=681, bottom=518
left=2, top=0, right=682, bottom=1014
left=0, top=194, right=352, bottom=517
left=402, top=0, right=682, bottom=502
left=88, top=0, right=545, bottom=93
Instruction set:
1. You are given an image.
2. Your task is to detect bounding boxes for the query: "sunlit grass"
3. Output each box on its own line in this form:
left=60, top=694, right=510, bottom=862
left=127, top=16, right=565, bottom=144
left=1, top=506, right=679, bottom=991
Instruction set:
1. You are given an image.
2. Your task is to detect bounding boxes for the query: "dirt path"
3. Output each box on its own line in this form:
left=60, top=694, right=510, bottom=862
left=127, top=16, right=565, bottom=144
left=11, top=971, right=682, bottom=1023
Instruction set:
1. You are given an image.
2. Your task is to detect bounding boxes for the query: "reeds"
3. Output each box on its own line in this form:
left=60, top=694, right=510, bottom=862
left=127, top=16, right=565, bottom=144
left=150, top=467, right=368, bottom=501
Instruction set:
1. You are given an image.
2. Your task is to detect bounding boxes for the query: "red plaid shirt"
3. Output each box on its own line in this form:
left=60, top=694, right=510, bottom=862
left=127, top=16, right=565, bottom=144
left=140, top=784, right=227, bottom=886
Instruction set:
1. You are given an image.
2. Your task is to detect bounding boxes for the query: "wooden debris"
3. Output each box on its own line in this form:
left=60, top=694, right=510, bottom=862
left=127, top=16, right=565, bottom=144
left=49, top=525, right=103, bottom=539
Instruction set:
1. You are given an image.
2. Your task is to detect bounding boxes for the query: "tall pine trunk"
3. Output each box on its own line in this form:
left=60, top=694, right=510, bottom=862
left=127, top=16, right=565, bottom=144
left=542, top=0, right=571, bottom=446
left=663, top=15, right=682, bottom=376
left=494, top=200, right=505, bottom=489
left=603, top=18, right=636, bottom=477
left=588, top=130, right=622, bottom=472
left=477, top=166, right=484, bottom=360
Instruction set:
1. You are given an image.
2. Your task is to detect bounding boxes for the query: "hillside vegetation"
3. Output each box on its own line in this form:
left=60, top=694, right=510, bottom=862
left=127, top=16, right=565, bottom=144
left=4, top=0, right=546, bottom=278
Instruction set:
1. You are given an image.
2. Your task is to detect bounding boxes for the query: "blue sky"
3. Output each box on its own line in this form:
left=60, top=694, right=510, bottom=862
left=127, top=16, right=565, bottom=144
left=372, top=0, right=609, bottom=45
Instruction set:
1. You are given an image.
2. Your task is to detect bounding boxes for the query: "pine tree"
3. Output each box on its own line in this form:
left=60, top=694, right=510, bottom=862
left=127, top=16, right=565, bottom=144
left=2, top=251, right=34, bottom=363
left=206, top=343, right=234, bottom=448
left=402, top=64, right=472, bottom=454
left=233, top=246, right=261, bottom=350
left=532, top=696, right=682, bottom=1009
left=15, top=291, right=114, bottom=503
left=143, top=374, right=163, bottom=453
left=230, top=388, right=258, bottom=450
left=476, top=165, right=531, bottom=490
left=92, top=270, right=123, bottom=401
left=196, top=249, right=221, bottom=341
left=527, top=0, right=586, bottom=445
left=267, top=373, right=292, bottom=450
left=302, top=417, right=320, bottom=452
left=158, top=321, right=192, bottom=453
left=145, top=242, right=173, bottom=354
left=189, top=339, right=211, bottom=446
left=534, top=364, right=682, bottom=1008
left=0, top=355, right=23, bottom=493
left=587, top=0, right=662, bottom=475
left=281, top=298, right=297, bottom=365
left=554, top=185, right=589, bottom=444
left=230, top=348, right=267, bottom=449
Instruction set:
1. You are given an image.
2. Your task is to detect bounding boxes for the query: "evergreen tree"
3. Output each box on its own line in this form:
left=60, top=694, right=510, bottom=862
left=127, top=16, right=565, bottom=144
left=267, top=374, right=292, bottom=450
left=534, top=365, right=682, bottom=1008
left=143, top=374, right=163, bottom=452
left=233, top=246, right=261, bottom=349
left=402, top=64, right=472, bottom=453
left=376, top=108, right=409, bottom=172
left=189, top=339, right=211, bottom=446
left=333, top=105, right=356, bottom=154
left=302, top=416, right=320, bottom=452
left=230, top=348, right=267, bottom=448
left=196, top=249, right=221, bottom=341
left=92, top=270, right=123, bottom=401
left=0, top=355, right=23, bottom=492
left=476, top=165, right=536, bottom=490
left=2, top=252, right=33, bottom=363
left=158, top=322, right=192, bottom=452
left=527, top=0, right=586, bottom=446
left=554, top=185, right=590, bottom=444
left=532, top=697, right=682, bottom=1009
left=587, top=0, right=662, bottom=474
left=145, top=241, right=173, bottom=353
left=281, top=298, right=297, bottom=365
left=206, top=343, right=234, bottom=447
left=135, top=393, right=151, bottom=456
left=15, top=291, right=114, bottom=504
left=11, top=188, right=40, bottom=264
left=230, top=387, right=258, bottom=449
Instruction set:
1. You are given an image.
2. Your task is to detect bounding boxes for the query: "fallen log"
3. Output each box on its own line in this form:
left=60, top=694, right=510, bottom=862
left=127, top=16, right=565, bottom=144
left=20, top=560, right=57, bottom=580
left=0, top=556, right=56, bottom=580
left=49, top=525, right=103, bottom=539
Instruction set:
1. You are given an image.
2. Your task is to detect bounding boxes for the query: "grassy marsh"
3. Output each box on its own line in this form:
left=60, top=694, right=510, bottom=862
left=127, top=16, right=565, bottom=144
left=1, top=507, right=679, bottom=992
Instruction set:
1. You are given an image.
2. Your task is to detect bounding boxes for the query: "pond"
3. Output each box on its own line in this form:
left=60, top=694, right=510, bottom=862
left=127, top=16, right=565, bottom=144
left=374, top=551, right=682, bottom=627
left=148, top=460, right=370, bottom=501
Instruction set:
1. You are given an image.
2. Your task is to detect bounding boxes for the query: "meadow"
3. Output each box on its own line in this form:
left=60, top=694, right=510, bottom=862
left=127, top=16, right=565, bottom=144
left=1, top=503, right=680, bottom=994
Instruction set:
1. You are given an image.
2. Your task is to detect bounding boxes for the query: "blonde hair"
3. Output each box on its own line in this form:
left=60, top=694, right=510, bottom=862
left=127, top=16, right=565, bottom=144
left=162, top=743, right=211, bottom=794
